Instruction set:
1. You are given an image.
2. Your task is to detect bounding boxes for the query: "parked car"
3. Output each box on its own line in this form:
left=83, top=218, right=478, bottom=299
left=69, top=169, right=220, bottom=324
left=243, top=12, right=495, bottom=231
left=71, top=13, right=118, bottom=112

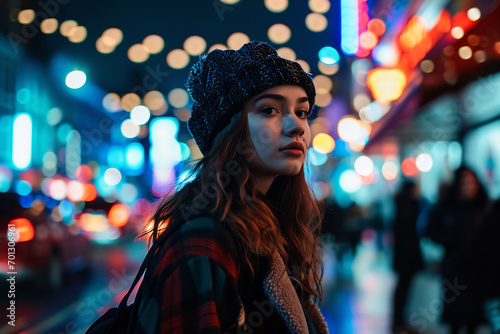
left=0, top=192, right=91, bottom=290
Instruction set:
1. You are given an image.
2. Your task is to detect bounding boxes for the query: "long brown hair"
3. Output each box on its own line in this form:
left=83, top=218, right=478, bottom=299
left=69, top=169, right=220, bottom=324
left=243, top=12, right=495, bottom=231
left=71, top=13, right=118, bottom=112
left=141, top=107, right=326, bottom=301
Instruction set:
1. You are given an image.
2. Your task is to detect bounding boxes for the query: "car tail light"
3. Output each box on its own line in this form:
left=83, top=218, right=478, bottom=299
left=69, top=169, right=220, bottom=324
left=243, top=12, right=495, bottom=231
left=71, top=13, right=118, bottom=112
left=9, top=218, right=35, bottom=242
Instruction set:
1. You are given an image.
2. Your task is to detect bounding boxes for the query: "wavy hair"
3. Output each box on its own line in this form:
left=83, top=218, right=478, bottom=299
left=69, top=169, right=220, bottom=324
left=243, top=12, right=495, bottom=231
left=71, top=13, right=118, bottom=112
left=141, top=107, right=326, bottom=301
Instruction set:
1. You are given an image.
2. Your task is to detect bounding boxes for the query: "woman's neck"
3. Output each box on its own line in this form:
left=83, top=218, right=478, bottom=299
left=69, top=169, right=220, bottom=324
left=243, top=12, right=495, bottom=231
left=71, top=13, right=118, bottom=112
left=252, top=172, right=277, bottom=195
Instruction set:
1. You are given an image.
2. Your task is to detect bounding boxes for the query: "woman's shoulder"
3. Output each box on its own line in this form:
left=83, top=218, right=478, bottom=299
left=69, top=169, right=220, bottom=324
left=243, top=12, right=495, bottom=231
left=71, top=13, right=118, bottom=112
left=158, top=211, right=242, bottom=272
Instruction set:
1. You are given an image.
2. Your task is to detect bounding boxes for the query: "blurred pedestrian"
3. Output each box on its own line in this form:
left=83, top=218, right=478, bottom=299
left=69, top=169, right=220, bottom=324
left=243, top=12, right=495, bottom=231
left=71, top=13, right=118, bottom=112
left=391, top=180, right=424, bottom=333
left=470, top=198, right=500, bottom=334
left=427, top=166, right=489, bottom=334
left=130, top=41, right=329, bottom=333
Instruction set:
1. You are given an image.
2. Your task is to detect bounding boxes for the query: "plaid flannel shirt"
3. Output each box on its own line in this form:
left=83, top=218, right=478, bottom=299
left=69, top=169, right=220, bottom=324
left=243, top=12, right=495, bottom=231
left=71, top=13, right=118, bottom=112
left=132, top=215, right=327, bottom=334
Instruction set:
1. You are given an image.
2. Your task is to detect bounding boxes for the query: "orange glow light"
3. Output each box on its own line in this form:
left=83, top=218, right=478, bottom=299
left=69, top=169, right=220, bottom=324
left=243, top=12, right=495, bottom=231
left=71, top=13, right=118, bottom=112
left=82, top=184, right=97, bottom=202
left=76, top=165, right=93, bottom=183
left=312, top=133, right=335, bottom=154
left=108, top=203, right=130, bottom=227
left=355, top=47, right=371, bottom=58
left=401, top=157, right=419, bottom=176
left=359, top=31, right=378, bottom=50
left=399, top=16, right=427, bottom=51
left=360, top=174, right=374, bottom=184
left=435, top=10, right=451, bottom=33
left=10, top=218, right=35, bottom=242
left=367, top=18, right=386, bottom=37
left=367, top=68, right=406, bottom=104
left=80, top=213, right=108, bottom=232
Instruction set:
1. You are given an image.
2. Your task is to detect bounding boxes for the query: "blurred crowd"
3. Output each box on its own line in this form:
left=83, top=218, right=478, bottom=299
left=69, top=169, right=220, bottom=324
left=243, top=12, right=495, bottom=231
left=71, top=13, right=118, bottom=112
left=322, top=166, right=500, bottom=334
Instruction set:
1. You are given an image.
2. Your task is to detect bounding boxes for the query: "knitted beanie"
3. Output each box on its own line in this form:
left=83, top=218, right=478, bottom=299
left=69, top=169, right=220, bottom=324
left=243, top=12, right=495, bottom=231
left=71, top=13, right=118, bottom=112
left=185, top=41, right=316, bottom=155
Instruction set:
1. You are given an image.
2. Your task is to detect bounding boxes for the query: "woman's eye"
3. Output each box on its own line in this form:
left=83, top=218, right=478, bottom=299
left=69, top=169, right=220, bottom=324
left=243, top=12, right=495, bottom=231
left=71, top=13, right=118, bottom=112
left=296, top=110, right=311, bottom=119
left=262, top=107, right=279, bottom=115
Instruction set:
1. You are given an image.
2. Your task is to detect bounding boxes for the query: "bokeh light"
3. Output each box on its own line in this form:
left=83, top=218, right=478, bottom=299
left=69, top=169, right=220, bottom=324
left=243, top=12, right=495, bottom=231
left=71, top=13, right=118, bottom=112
left=315, top=93, right=332, bottom=107
left=312, top=133, right=335, bottom=154
left=308, top=0, right=330, bottom=13
left=227, top=32, right=250, bottom=50
left=264, top=0, right=288, bottom=13
left=318, top=61, right=339, bottom=75
left=40, top=18, right=59, bottom=34
left=339, top=170, right=362, bottom=193
left=15, top=180, right=32, bottom=196
left=121, top=93, right=141, bottom=112
left=168, top=88, right=189, bottom=108
left=451, top=26, right=464, bottom=39
left=82, top=184, right=97, bottom=202
left=183, top=36, right=207, bottom=56
left=309, top=148, right=328, bottom=166
left=458, top=46, right=472, bottom=59
left=96, top=37, right=115, bottom=54
left=76, top=165, right=93, bottom=183
left=47, top=107, right=63, bottom=125
left=128, top=44, right=149, bottom=63
left=143, top=34, right=164, bottom=54
left=60, top=20, right=78, bottom=37
left=209, top=44, right=228, bottom=52
left=474, top=50, right=486, bottom=63
left=401, top=157, right=419, bottom=176
left=103, top=93, right=122, bottom=112
left=103, top=28, right=123, bottom=45
left=18, top=9, right=35, bottom=24
left=130, top=105, right=151, bottom=125
left=420, top=59, right=434, bottom=73
left=467, top=7, right=481, bottom=21
left=104, top=168, right=121, bottom=186
left=367, top=68, right=406, bottom=104
left=99, top=28, right=123, bottom=53
left=65, top=70, right=86, bottom=89
left=126, top=143, right=145, bottom=170
left=354, top=156, right=374, bottom=176
left=121, top=119, right=140, bottom=138
left=49, top=179, right=67, bottom=200
left=313, top=75, right=333, bottom=94
left=68, top=26, right=87, bottom=43
left=268, top=24, right=291, bottom=44
left=296, top=59, right=310, bottom=72
left=277, top=47, right=296, bottom=60
left=338, top=117, right=370, bottom=145
left=367, top=18, right=386, bottom=37
left=416, top=153, right=433, bottom=172
left=144, top=90, right=167, bottom=115
left=67, top=180, right=84, bottom=202
left=353, top=93, right=371, bottom=111
left=359, top=31, right=378, bottom=50
left=108, top=203, right=130, bottom=227
left=306, top=13, right=328, bottom=32
left=166, top=49, right=190, bottom=69
left=382, top=161, right=398, bottom=180
left=319, top=46, right=340, bottom=65
left=11, top=218, right=34, bottom=242
left=174, top=108, right=191, bottom=122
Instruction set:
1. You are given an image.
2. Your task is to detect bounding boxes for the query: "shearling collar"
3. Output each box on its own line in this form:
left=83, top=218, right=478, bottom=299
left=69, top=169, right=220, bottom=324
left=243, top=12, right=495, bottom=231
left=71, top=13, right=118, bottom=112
left=262, top=251, right=329, bottom=334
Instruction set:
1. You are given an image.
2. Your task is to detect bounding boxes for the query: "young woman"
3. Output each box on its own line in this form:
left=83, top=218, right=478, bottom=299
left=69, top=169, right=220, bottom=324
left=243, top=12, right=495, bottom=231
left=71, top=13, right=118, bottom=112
left=135, top=41, right=329, bottom=333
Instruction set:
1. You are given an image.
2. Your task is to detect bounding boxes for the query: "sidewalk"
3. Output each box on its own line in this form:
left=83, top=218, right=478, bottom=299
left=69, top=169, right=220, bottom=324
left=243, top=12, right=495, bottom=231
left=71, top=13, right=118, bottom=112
left=319, top=239, right=492, bottom=334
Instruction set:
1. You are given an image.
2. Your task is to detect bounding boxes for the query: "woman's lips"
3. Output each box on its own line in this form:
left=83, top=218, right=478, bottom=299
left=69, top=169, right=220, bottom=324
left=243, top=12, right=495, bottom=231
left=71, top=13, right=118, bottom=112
left=280, top=148, right=304, bottom=156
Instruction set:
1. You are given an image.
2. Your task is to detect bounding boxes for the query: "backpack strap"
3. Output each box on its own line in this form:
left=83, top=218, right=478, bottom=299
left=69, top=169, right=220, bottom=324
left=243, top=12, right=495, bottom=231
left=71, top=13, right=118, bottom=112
left=117, top=215, right=185, bottom=311
left=117, top=211, right=215, bottom=311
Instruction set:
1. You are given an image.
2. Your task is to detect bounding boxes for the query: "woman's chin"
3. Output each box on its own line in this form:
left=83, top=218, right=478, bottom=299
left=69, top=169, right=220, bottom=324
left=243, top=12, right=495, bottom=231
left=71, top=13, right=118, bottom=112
left=275, top=165, right=303, bottom=176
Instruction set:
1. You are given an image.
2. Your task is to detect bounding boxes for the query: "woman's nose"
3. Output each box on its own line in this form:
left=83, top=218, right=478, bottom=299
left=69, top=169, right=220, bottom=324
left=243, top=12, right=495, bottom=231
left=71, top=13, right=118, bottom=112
left=283, top=113, right=305, bottom=137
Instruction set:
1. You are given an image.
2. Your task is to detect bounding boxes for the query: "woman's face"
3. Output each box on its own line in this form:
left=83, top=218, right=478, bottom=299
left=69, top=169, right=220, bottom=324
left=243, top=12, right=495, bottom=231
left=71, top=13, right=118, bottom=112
left=243, top=85, right=311, bottom=177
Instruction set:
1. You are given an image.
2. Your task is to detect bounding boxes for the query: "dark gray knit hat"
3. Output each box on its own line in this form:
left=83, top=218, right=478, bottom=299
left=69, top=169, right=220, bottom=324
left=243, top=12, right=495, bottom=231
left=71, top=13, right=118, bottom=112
left=185, top=41, right=316, bottom=155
